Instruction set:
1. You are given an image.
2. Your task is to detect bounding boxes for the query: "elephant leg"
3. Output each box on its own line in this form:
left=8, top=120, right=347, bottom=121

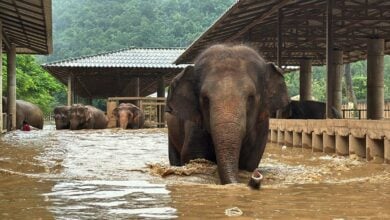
left=168, top=136, right=182, bottom=166
left=181, top=121, right=215, bottom=165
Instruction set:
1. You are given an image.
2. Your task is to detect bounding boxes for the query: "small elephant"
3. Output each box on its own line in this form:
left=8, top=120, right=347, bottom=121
left=113, top=103, right=145, bottom=129
left=2, top=97, right=44, bottom=129
left=69, top=104, right=108, bottom=130
left=53, top=106, right=71, bottom=129
left=165, top=44, right=289, bottom=188
left=276, top=100, right=342, bottom=119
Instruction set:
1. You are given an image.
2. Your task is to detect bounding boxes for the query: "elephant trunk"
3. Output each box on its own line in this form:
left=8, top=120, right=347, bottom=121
left=118, top=111, right=130, bottom=129
left=210, top=100, right=245, bottom=184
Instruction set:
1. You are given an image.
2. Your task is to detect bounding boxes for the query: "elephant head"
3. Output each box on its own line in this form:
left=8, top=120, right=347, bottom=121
left=166, top=44, right=289, bottom=186
left=69, top=104, right=92, bottom=130
left=54, top=106, right=71, bottom=129
left=113, top=103, right=144, bottom=129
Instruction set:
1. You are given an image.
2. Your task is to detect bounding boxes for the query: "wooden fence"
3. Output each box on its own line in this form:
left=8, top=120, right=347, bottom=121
left=107, top=97, right=166, bottom=128
left=341, top=101, right=390, bottom=119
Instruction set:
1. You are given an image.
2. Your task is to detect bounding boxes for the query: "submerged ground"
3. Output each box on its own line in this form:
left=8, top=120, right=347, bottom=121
left=0, top=126, right=389, bottom=219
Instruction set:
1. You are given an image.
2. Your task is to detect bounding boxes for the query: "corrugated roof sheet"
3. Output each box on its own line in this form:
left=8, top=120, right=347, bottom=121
left=43, top=47, right=186, bottom=68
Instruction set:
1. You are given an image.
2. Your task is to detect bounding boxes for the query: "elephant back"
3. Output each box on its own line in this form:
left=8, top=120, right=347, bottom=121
left=16, top=100, right=44, bottom=129
left=85, top=105, right=108, bottom=129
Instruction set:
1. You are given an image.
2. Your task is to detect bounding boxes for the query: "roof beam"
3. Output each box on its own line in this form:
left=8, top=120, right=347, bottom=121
left=227, top=0, right=293, bottom=42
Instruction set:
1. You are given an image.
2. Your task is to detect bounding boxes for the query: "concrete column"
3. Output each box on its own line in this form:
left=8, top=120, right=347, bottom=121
left=7, top=44, right=16, bottom=130
left=336, top=135, right=349, bottom=156
left=277, top=130, right=285, bottom=146
left=327, top=49, right=343, bottom=118
left=271, top=129, right=278, bottom=143
left=299, top=58, right=312, bottom=101
left=0, top=21, right=3, bottom=132
left=323, top=134, right=335, bottom=153
left=366, top=137, right=384, bottom=163
left=285, top=131, right=293, bottom=147
left=293, top=131, right=302, bottom=147
left=312, top=133, right=323, bottom=152
left=349, top=135, right=366, bottom=158
left=67, top=74, right=73, bottom=106
left=157, top=75, right=165, bottom=128
left=367, top=38, right=384, bottom=120
left=302, top=132, right=312, bottom=149
left=277, top=9, right=283, bottom=67
left=385, top=138, right=390, bottom=164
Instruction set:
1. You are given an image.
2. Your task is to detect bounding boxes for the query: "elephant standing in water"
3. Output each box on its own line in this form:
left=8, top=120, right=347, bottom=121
left=53, top=106, right=71, bottom=129
left=2, top=97, right=44, bottom=129
left=276, top=100, right=342, bottom=119
left=69, top=104, right=108, bottom=130
left=113, top=103, right=145, bottom=129
left=165, top=44, right=289, bottom=188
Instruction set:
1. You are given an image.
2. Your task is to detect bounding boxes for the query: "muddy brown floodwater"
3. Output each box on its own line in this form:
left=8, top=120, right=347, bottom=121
left=0, top=125, right=389, bottom=219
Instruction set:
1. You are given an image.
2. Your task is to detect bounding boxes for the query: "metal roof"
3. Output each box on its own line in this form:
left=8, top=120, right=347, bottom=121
left=175, top=0, right=390, bottom=66
left=42, top=48, right=187, bottom=98
left=1, top=0, right=52, bottom=54
left=44, top=47, right=186, bottom=68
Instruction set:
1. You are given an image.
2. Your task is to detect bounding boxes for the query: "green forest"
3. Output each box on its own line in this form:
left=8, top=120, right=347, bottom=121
left=1, top=0, right=390, bottom=114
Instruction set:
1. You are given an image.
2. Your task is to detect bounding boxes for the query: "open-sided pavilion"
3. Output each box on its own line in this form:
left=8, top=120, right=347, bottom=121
left=42, top=48, right=186, bottom=105
left=1, top=0, right=52, bottom=131
left=175, top=0, right=390, bottom=120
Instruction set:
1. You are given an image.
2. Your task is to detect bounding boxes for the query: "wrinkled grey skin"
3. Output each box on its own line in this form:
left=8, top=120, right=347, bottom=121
left=276, top=100, right=342, bottom=119
left=2, top=97, right=44, bottom=129
left=54, top=106, right=71, bottom=129
left=69, top=104, right=108, bottom=130
left=113, top=103, right=145, bottom=129
left=165, top=44, right=289, bottom=187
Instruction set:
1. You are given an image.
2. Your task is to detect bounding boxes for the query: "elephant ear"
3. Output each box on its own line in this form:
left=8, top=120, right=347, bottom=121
left=166, top=66, right=201, bottom=123
left=84, top=107, right=93, bottom=121
left=265, top=63, right=290, bottom=114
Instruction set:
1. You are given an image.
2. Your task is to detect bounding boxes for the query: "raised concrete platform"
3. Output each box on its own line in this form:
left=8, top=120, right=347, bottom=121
left=269, top=119, right=390, bottom=164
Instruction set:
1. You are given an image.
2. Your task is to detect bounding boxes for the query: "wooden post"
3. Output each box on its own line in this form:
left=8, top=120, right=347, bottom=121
left=367, top=38, right=384, bottom=120
left=67, top=74, right=73, bottom=106
left=157, top=75, right=165, bottom=127
left=277, top=9, right=283, bottom=67
left=326, top=0, right=334, bottom=118
left=0, top=22, right=3, bottom=132
left=7, top=44, right=16, bottom=130
left=131, top=77, right=140, bottom=107
left=299, top=58, right=312, bottom=101
left=331, top=49, right=343, bottom=116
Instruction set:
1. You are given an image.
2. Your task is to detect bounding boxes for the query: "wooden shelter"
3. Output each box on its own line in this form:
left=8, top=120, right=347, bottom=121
left=42, top=48, right=186, bottom=105
left=1, top=0, right=52, bottom=131
left=175, top=0, right=390, bottom=120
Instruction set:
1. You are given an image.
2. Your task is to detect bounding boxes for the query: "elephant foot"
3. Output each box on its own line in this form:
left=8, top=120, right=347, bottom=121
left=248, top=168, right=263, bottom=190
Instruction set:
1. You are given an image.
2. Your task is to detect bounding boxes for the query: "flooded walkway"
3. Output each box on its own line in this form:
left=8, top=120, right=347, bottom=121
left=0, top=126, right=389, bottom=219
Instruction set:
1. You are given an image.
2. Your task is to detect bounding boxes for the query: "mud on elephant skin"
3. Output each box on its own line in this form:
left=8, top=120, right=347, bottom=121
left=2, top=97, right=44, bottom=129
left=165, top=44, right=289, bottom=188
left=276, top=100, right=342, bottom=119
left=113, top=103, right=145, bottom=129
left=69, top=104, right=108, bottom=130
left=53, top=106, right=71, bottom=130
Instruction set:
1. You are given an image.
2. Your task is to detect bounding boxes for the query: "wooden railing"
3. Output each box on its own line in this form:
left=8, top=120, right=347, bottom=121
left=107, top=97, right=166, bottom=128
left=341, top=102, right=390, bottom=119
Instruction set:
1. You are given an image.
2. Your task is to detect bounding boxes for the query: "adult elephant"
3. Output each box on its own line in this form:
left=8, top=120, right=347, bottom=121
left=53, top=106, right=71, bottom=129
left=165, top=44, right=289, bottom=188
left=2, top=97, right=44, bottom=129
left=69, top=104, right=108, bottom=130
left=277, top=100, right=342, bottom=119
left=113, top=103, right=145, bottom=129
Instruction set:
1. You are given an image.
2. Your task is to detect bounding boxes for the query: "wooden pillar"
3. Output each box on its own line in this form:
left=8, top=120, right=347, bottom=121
left=299, top=58, right=312, bottom=101
left=277, top=9, right=283, bottom=67
left=157, top=75, right=165, bottom=128
left=367, top=38, right=384, bottom=120
left=327, top=49, right=343, bottom=118
left=326, top=0, right=334, bottom=118
left=0, top=22, right=3, bottom=132
left=67, top=74, right=73, bottom=106
left=87, top=97, right=93, bottom=105
left=7, top=44, right=16, bottom=130
left=131, top=77, right=140, bottom=107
